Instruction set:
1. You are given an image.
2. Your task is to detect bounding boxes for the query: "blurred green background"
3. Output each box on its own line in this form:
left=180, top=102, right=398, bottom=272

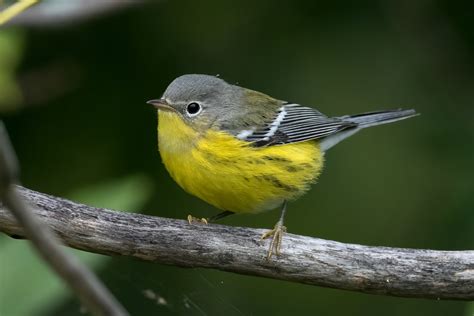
left=1, top=0, right=473, bottom=315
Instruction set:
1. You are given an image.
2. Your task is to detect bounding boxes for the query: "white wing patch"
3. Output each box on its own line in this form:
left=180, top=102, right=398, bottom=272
left=235, top=103, right=356, bottom=146
left=262, top=106, right=287, bottom=141
left=236, top=129, right=255, bottom=140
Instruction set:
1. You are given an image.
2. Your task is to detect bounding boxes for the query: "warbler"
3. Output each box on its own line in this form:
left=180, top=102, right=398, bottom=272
left=148, top=74, right=417, bottom=259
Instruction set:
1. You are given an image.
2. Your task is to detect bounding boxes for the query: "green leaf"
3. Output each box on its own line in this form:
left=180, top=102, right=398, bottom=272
left=466, top=302, right=474, bottom=316
left=0, top=238, right=108, bottom=316
left=66, top=173, right=154, bottom=212
left=0, top=174, right=154, bottom=315
left=0, top=30, right=24, bottom=111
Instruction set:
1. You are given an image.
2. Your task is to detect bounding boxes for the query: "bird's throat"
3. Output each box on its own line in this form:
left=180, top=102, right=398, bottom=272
left=158, top=111, right=199, bottom=154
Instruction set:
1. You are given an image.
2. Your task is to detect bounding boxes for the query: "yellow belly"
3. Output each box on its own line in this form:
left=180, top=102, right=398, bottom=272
left=157, top=111, right=324, bottom=213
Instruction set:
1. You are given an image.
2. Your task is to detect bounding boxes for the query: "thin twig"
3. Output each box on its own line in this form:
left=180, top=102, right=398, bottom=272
left=0, top=122, right=129, bottom=316
left=0, top=185, right=472, bottom=301
left=3, top=0, right=144, bottom=27
left=0, top=0, right=37, bottom=25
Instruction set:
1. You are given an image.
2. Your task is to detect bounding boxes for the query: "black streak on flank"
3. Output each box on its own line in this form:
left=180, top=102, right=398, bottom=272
left=262, top=156, right=291, bottom=163
left=259, top=175, right=299, bottom=192
left=286, top=165, right=303, bottom=173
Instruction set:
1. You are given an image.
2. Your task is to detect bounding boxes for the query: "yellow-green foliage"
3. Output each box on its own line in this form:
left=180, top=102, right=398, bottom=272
left=0, top=30, right=23, bottom=111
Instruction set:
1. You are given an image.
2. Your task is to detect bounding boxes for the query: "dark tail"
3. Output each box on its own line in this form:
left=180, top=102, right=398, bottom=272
left=320, top=108, right=418, bottom=151
left=340, top=109, right=418, bottom=129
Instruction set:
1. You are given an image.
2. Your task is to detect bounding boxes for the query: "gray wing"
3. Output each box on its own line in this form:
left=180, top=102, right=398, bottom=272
left=235, top=103, right=356, bottom=147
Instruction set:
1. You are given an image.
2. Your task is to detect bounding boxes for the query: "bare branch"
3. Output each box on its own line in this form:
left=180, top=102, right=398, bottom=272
left=3, top=0, right=144, bottom=27
left=0, top=0, right=38, bottom=25
left=1, top=185, right=472, bottom=301
left=0, top=123, right=128, bottom=316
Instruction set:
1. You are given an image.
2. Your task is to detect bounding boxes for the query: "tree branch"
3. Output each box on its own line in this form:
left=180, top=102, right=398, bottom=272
left=1, top=186, right=472, bottom=301
left=3, top=0, right=144, bottom=27
left=0, top=123, right=128, bottom=316
left=0, top=0, right=38, bottom=25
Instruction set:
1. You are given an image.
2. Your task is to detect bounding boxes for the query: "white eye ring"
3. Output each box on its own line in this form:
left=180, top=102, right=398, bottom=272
left=185, top=102, right=202, bottom=117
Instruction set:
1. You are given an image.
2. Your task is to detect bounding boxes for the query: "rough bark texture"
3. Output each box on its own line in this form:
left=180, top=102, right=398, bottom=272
left=1, top=186, right=473, bottom=300
left=0, top=122, right=128, bottom=316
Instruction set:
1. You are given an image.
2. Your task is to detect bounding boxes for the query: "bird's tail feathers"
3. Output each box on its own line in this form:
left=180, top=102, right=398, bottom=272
left=340, top=109, right=418, bottom=129
left=320, top=108, right=418, bottom=151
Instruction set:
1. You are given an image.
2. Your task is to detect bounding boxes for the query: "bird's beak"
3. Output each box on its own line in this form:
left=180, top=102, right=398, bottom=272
left=146, top=99, right=175, bottom=112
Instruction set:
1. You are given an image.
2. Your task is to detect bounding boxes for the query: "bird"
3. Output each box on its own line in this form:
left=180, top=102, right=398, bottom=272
left=147, top=74, right=417, bottom=259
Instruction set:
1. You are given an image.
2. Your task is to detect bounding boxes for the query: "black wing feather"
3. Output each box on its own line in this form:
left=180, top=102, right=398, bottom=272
left=241, top=103, right=356, bottom=146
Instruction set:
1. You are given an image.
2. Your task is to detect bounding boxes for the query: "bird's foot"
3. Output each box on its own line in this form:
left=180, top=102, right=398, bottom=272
left=261, top=222, right=287, bottom=260
left=187, top=214, right=208, bottom=225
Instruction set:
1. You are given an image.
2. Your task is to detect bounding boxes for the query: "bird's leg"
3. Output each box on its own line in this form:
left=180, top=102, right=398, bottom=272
left=261, top=201, right=288, bottom=260
left=187, top=210, right=234, bottom=224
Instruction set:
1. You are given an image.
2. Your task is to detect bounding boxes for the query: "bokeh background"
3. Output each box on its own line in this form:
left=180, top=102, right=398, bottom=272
left=1, top=1, right=473, bottom=315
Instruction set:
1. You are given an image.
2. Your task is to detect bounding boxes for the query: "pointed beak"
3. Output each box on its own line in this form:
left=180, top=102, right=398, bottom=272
left=146, top=99, right=175, bottom=112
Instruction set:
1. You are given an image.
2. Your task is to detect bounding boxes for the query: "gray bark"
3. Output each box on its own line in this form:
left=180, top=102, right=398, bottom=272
left=0, top=122, right=128, bottom=316
left=1, top=186, right=473, bottom=301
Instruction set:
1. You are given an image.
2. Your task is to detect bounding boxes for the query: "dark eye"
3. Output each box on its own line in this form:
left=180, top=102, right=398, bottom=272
left=186, top=102, right=201, bottom=116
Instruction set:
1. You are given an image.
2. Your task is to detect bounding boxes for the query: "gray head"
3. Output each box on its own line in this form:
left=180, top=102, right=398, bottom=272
left=148, top=74, right=282, bottom=131
left=163, top=74, right=234, bottom=104
left=148, top=74, right=244, bottom=129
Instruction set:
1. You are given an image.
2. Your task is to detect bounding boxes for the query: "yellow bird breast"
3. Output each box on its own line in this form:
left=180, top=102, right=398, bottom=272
left=157, top=111, right=324, bottom=214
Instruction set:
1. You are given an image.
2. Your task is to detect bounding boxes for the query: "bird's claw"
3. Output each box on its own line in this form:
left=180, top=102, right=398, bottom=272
left=261, top=223, right=287, bottom=260
left=187, top=214, right=208, bottom=225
